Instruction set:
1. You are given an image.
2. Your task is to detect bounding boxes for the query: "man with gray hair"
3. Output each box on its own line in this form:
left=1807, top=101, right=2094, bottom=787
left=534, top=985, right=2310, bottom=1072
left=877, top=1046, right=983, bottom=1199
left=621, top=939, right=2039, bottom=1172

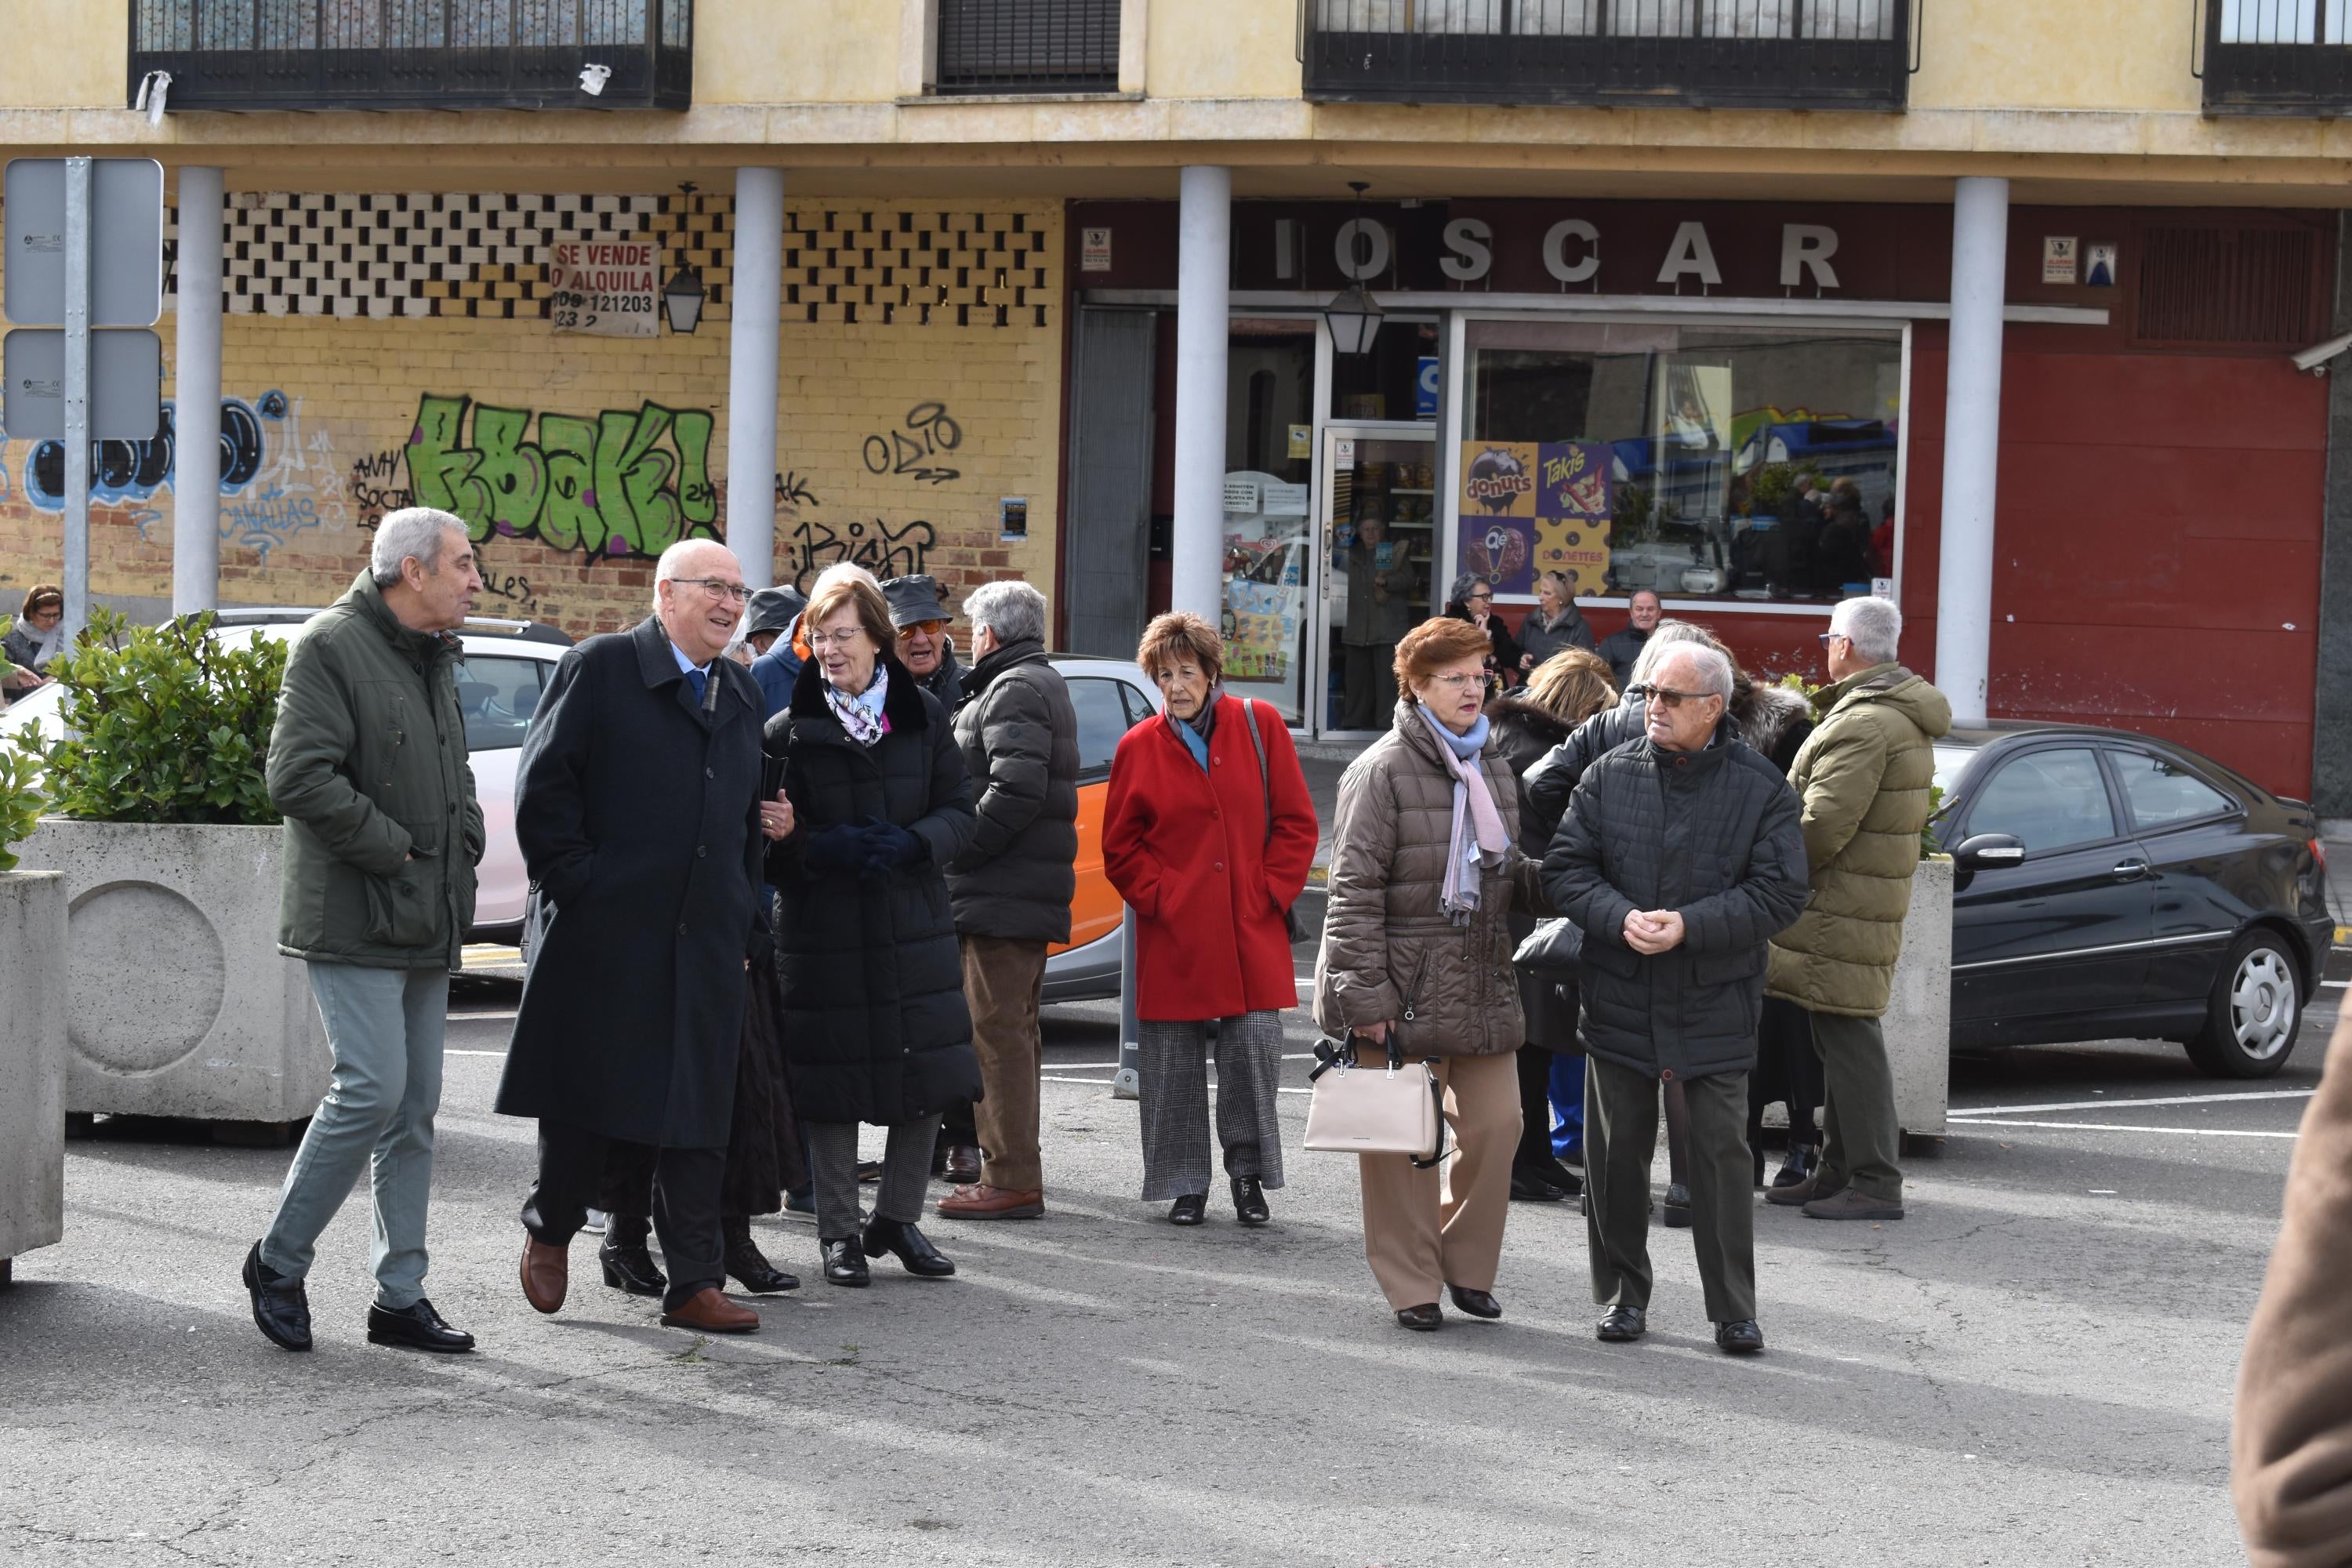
left=1766, top=595, right=1950, bottom=1221
left=935, top=579, right=1080, bottom=1221
left=1544, top=641, right=1808, bottom=1355
left=243, top=507, right=485, bottom=1354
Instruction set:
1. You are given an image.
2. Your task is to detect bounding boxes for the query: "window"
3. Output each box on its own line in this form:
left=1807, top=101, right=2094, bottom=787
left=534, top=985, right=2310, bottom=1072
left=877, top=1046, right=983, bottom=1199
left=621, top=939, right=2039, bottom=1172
left=1967, top=749, right=2118, bottom=854
left=1457, top=322, right=1902, bottom=608
left=1317, top=0, right=1894, bottom=38
left=454, top=655, right=550, bottom=753
left=1118, top=680, right=1158, bottom=726
left=1067, top=677, right=1134, bottom=780
left=2112, top=750, right=2235, bottom=829
left=2217, top=0, right=2348, bottom=42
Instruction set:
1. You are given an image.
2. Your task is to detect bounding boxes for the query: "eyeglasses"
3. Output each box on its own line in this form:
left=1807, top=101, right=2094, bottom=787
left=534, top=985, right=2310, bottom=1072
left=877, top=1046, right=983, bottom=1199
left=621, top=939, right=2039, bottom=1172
left=1817, top=632, right=1849, bottom=647
left=669, top=576, right=751, bottom=604
left=1427, top=673, right=1484, bottom=693
left=896, top=619, right=949, bottom=640
left=805, top=629, right=869, bottom=651
left=1649, top=686, right=1719, bottom=710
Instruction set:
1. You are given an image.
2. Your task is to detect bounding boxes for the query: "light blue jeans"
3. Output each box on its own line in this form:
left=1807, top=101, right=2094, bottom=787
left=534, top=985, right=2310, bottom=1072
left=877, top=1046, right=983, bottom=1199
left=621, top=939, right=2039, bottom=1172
left=259, top=962, right=448, bottom=1308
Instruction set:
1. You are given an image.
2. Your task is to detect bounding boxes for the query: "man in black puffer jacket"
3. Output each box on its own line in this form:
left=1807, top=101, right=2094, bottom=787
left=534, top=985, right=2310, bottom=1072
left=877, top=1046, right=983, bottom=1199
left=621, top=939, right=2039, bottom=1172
left=936, top=582, right=1080, bottom=1221
left=1544, top=643, right=1807, bottom=1357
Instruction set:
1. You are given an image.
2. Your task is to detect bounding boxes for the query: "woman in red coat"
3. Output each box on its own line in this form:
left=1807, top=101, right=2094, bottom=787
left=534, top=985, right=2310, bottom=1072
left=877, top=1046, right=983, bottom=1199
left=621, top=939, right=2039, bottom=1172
left=1105, top=612, right=1318, bottom=1228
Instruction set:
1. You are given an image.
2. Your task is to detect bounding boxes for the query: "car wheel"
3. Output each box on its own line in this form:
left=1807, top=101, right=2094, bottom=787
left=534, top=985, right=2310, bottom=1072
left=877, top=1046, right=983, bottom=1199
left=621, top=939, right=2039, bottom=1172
left=2183, top=931, right=2303, bottom=1080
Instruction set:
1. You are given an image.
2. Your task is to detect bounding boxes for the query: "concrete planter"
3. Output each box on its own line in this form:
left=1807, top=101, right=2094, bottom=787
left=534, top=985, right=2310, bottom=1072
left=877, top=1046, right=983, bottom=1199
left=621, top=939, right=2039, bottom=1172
left=1886, top=856, right=1955, bottom=1139
left=0, top=870, right=67, bottom=1282
left=15, top=818, right=326, bottom=1125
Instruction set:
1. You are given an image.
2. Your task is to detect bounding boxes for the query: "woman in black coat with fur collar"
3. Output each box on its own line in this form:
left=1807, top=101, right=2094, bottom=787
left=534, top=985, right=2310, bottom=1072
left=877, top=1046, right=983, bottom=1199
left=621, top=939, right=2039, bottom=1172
left=765, top=572, right=979, bottom=1290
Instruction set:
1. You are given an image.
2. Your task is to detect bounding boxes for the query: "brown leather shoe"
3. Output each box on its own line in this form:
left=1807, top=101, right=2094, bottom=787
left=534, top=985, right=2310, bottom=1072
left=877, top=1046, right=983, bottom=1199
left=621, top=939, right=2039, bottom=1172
left=1765, top=1171, right=1823, bottom=1207
left=942, top=1145, right=983, bottom=1185
left=659, top=1287, right=760, bottom=1334
left=937, top=1182, right=1044, bottom=1221
left=520, top=1235, right=568, bottom=1315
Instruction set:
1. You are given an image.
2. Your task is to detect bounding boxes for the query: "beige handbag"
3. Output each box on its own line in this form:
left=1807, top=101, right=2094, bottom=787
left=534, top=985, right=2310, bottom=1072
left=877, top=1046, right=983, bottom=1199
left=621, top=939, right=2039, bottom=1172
left=1304, top=1036, right=1448, bottom=1167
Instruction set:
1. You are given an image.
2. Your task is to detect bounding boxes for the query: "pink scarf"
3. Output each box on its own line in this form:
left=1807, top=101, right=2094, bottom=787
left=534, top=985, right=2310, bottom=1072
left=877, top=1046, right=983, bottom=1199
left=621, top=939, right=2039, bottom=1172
left=1415, top=704, right=1510, bottom=921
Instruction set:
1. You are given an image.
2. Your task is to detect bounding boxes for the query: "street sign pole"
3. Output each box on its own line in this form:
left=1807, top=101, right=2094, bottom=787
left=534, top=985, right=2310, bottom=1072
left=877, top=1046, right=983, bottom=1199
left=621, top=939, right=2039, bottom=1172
left=1114, top=906, right=1141, bottom=1099
left=59, top=157, right=91, bottom=645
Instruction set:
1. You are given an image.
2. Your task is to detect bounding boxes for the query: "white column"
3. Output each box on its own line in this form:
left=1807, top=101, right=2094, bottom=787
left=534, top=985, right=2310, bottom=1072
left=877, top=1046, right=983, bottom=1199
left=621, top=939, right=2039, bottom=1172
left=726, top=166, right=785, bottom=589
left=1934, top=176, right=2009, bottom=727
left=1171, top=165, right=1231, bottom=623
left=172, top=167, right=224, bottom=615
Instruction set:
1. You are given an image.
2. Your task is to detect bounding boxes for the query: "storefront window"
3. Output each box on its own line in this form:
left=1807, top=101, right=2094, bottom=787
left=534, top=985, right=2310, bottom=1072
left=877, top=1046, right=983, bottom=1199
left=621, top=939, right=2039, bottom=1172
left=1331, top=318, right=1441, bottom=423
left=1457, top=321, right=1903, bottom=605
left=1222, top=320, right=1318, bottom=721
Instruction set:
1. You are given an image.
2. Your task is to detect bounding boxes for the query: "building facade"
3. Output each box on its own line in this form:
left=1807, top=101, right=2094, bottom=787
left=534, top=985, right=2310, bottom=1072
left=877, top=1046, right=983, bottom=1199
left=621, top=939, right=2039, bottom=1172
left=2, top=0, right=2349, bottom=805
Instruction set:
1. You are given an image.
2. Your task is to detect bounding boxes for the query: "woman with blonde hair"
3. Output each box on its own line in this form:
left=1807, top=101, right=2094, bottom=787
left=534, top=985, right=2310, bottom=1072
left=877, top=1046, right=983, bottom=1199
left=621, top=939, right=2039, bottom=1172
left=1488, top=648, right=1618, bottom=1202
left=1316, top=617, right=1547, bottom=1330
left=1104, top=612, right=1317, bottom=1227
left=764, top=568, right=979, bottom=1288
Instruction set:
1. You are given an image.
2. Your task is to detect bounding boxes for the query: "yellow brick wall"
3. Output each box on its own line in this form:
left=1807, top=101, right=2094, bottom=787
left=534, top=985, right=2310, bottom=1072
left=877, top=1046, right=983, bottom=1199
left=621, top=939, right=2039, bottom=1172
left=0, top=196, right=1063, bottom=643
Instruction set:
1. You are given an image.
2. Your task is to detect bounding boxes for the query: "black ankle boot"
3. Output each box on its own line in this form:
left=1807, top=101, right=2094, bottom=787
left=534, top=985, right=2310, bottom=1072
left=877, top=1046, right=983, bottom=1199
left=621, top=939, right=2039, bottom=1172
left=862, top=1217, right=955, bottom=1278
left=722, top=1215, right=799, bottom=1294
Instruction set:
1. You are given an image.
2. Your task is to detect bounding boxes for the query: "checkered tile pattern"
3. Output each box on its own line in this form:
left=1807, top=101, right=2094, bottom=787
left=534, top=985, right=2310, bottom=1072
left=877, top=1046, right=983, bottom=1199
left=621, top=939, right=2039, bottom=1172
left=50, top=191, right=1060, bottom=329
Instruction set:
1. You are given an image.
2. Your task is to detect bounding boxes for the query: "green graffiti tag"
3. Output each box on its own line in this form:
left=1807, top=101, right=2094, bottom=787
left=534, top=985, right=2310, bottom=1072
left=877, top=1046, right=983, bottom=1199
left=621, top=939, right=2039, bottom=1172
left=405, top=394, right=719, bottom=561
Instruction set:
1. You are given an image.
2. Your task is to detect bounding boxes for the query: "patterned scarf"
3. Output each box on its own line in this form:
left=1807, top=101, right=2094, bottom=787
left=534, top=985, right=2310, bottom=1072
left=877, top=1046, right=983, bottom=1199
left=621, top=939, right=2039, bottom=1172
left=1415, top=703, right=1509, bottom=924
left=824, top=662, right=891, bottom=748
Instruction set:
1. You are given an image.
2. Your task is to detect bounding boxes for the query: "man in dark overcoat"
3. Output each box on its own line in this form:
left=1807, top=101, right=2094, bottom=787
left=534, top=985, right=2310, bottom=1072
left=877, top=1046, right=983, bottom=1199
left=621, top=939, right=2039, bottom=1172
left=497, top=539, right=794, bottom=1335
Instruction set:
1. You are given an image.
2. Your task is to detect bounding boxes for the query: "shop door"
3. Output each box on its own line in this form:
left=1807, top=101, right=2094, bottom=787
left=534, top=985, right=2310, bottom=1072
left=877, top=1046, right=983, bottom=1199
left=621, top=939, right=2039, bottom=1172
left=1318, top=426, right=1438, bottom=735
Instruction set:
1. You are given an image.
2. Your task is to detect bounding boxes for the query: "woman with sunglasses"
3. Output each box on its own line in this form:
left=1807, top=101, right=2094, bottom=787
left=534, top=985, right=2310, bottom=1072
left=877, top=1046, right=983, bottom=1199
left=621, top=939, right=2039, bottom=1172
left=765, top=566, right=980, bottom=1289
left=1315, top=617, right=1548, bottom=1331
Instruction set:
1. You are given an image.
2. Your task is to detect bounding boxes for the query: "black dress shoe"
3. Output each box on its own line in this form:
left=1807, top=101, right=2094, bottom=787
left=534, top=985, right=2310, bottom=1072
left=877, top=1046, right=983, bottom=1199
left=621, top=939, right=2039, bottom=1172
left=1230, top=1175, right=1271, bottom=1227
left=821, top=1236, right=870, bottom=1287
left=366, top=1298, right=474, bottom=1353
left=241, top=1241, right=312, bottom=1352
left=1715, top=1318, right=1766, bottom=1355
left=1510, top=1171, right=1565, bottom=1203
left=862, top=1218, right=955, bottom=1278
left=1446, top=1284, right=1502, bottom=1320
left=1663, top=1181, right=1693, bottom=1229
left=1537, top=1158, right=1584, bottom=1199
left=1167, top=1193, right=1207, bottom=1226
left=855, top=1160, right=884, bottom=1184
left=724, top=1240, right=800, bottom=1294
left=784, top=1188, right=815, bottom=1215
left=942, top=1145, right=983, bottom=1185
left=597, top=1240, right=667, bottom=1298
left=1395, top=1303, right=1443, bottom=1331
left=1596, top=1305, right=1647, bottom=1342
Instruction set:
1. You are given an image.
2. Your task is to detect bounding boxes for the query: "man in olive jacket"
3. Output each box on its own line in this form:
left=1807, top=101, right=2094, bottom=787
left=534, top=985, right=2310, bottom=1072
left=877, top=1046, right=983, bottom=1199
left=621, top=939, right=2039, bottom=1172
left=245, top=508, right=485, bottom=1356
left=935, top=581, right=1080, bottom=1221
left=1544, top=644, right=1808, bottom=1355
left=1765, top=596, right=1951, bottom=1223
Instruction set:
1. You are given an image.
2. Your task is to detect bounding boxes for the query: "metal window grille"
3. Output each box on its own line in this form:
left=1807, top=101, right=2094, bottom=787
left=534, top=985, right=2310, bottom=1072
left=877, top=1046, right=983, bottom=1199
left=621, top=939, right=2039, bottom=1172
left=128, top=0, right=692, bottom=109
left=2203, top=0, right=2352, bottom=113
left=936, top=0, right=1121, bottom=94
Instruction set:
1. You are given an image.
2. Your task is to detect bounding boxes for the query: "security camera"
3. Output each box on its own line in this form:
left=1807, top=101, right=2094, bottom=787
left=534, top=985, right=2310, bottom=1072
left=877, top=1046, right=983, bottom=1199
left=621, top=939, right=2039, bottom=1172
left=2291, top=329, right=2352, bottom=376
left=578, top=63, right=612, bottom=95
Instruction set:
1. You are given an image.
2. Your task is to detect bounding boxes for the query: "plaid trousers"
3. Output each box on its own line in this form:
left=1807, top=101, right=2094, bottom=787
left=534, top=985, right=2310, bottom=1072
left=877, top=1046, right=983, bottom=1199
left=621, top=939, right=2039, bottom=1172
left=1136, top=1011, right=1286, bottom=1201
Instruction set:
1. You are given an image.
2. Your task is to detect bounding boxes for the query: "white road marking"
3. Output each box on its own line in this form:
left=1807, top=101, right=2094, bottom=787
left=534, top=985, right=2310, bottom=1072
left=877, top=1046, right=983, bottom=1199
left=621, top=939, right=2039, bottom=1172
left=2325, top=980, right=2348, bottom=989
left=1951, top=1088, right=2314, bottom=1116
left=449, top=1011, right=518, bottom=1022
left=446, top=1048, right=506, bottom=1058
left=1951, top=1118, right=2299, bottom=1139
left=1044, top=1073, right=1310, bottom=1096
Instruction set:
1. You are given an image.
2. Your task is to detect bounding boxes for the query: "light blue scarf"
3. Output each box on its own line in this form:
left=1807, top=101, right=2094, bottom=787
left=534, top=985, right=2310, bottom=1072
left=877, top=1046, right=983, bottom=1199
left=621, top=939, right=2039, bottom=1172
left=1415, top=704, right=1508, bottom=923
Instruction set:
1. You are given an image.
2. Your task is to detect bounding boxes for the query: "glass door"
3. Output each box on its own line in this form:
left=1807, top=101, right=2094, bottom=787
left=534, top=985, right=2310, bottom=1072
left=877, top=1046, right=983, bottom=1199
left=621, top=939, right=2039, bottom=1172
left=1319, top=426, right=1438, bottom=735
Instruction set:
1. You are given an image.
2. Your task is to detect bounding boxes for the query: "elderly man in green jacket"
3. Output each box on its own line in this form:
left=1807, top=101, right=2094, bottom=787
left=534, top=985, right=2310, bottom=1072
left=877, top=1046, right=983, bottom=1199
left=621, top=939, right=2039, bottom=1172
left=1765, top=595, right=1950, bottom=1222
left=241, top=507, right=485, bottom=1354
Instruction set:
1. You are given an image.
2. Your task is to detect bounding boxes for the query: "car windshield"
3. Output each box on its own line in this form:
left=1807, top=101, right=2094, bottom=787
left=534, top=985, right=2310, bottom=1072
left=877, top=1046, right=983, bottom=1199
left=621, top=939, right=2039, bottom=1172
left=454, top=655, right=552, bottom=752
left=1930, top=742, right=1977, bottom=800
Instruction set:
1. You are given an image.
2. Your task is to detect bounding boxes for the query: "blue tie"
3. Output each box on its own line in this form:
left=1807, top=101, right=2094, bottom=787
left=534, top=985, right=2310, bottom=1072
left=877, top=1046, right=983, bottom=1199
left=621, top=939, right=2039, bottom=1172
left=685, top=666, right=707, bottom=706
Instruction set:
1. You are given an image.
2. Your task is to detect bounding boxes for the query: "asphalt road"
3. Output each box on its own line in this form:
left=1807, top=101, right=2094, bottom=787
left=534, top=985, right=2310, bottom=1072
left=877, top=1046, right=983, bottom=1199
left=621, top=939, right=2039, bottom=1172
left=2, top=945, right=2337, bottom=1566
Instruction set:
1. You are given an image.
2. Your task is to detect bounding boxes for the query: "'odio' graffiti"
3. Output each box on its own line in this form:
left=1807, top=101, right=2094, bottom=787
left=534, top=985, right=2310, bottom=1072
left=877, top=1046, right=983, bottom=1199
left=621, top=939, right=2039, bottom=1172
left=406, top=394, right=718, bottom=561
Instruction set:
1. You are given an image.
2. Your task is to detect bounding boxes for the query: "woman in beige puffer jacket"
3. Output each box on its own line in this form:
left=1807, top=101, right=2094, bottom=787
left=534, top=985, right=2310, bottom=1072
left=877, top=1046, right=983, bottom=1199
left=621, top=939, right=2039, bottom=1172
left=1314, top=617, right=1548, bottom=1331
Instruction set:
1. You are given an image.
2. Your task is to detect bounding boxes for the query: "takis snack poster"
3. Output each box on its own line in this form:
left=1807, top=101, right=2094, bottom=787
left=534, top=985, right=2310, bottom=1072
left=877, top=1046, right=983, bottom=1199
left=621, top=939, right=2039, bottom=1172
left=1535, top=441, right=1613, bottom=598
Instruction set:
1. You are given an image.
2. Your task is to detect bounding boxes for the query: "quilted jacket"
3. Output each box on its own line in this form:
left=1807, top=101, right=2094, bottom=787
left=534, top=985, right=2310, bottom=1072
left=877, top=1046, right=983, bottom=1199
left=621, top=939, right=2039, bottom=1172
left=1541, top=723, right=1809, bottom=1080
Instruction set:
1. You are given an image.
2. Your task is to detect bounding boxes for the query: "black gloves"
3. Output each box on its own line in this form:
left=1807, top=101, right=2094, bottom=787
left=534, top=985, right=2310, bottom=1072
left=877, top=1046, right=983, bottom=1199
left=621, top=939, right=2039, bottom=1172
left=859, top=817, right=924, bottom=874
left=801, top=823, right=866, bottom=873
left=801, top=818, right=924, bottom=877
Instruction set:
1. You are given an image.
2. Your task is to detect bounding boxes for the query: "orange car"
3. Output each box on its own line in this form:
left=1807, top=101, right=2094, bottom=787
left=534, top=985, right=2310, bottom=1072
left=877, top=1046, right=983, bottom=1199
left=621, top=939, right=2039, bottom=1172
left=1041, top=655, right=1162, bottom=1003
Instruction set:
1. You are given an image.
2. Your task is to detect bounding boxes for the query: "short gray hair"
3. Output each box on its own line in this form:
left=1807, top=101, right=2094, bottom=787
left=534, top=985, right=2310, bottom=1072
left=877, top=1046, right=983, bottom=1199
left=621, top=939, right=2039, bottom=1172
left=1652, top=643, right=1734, bottom=702
left=1627, top=618, right=1714, bottom=689
left=1833, top=595, right=1902, bottom=664
left=370, top=507, right=465, bottom=588
left=964, top=579, right=1046, bottom=646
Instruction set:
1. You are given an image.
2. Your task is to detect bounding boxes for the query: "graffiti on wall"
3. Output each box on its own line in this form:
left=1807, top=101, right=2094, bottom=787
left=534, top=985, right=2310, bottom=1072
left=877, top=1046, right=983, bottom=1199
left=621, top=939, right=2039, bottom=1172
left=786, top=514, right=936, bottom=591
left=861, top=402, right=964, bottom=487
left=348, top=448, right=414, bottom=532
left=405, top=394, right=719, bottom=561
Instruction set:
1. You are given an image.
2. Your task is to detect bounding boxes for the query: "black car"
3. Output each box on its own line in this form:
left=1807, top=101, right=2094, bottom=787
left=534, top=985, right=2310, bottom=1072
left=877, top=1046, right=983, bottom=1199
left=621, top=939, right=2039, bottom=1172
left=1930, top=724, right=2332, bottom=1079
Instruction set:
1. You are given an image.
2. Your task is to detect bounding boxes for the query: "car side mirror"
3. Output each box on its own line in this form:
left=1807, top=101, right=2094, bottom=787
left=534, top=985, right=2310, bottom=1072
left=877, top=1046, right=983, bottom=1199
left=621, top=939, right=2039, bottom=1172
left=1953, top=833, right=2026, bottom=868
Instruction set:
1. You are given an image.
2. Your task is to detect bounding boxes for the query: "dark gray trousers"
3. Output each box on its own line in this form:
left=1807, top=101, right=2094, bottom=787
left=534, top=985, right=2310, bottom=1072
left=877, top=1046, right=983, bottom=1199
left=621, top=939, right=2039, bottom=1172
left=807, top=1117, right=941, bottom=1241
left=1809, top=1009, right=1904, bottom=1203
left=1584, top=1056, right=1756, bottom=1324
left=522, top=1122, right=724, bottom=1312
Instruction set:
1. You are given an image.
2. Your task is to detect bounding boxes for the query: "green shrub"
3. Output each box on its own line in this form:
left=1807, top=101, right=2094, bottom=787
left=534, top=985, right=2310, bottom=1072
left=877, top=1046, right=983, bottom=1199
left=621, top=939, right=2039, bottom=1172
left=11, top=608, right=287, bottom=826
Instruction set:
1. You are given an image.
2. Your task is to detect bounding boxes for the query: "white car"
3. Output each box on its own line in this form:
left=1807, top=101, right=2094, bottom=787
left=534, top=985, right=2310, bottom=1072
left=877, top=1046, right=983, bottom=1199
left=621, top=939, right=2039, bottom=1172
left=1, top=608, right=568, bottom=942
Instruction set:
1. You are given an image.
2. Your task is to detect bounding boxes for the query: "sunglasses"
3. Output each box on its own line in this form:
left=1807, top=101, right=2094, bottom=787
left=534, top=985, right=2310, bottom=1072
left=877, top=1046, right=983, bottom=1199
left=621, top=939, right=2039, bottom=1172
left=1817, top=632, right=1849, bottom=646
left=897, top=619, right=949, bottom=640
left=1648, top=686, right=1718, bottom=710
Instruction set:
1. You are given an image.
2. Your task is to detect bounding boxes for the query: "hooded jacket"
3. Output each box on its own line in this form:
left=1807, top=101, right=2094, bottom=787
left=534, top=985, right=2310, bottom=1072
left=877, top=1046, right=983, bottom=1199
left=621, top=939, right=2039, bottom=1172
left=1766, top=663, right=1953, bottom=1018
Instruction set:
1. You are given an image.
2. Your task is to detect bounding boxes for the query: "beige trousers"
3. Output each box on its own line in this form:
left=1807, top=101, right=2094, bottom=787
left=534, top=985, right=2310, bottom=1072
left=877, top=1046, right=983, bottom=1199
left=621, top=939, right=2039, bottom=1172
left=961, top=935, right=1049, bottom=1193
left=1355, top=1051, right=1521, bottom=1311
